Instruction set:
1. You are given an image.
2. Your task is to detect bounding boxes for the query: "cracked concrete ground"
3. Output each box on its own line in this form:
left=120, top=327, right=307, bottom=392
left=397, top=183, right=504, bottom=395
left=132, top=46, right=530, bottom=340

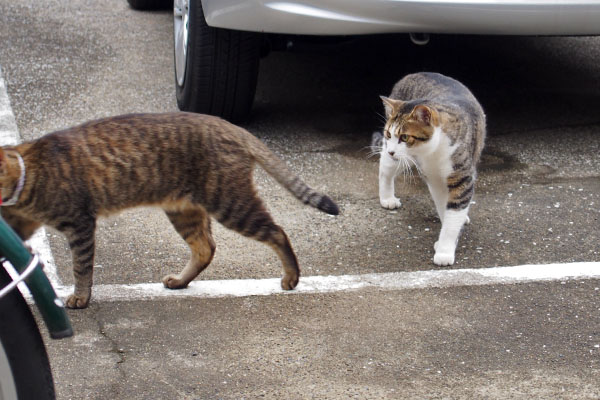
left=47, top=281, right=600, bottom=399
left=0, top=0, right=599, bottom=398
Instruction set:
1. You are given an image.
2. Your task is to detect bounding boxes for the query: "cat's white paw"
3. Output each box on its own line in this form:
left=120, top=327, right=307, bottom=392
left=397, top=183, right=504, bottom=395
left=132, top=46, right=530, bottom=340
left=380, top=197, right=401, bottom=209
left=434, top=251, right=455, bottom=266
left=434, top=242, right=455, bottom=266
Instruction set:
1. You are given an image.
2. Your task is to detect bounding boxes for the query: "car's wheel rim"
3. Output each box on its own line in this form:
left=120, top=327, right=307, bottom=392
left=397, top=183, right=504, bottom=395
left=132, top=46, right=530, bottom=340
left=174, top=0, right=189, bottom=87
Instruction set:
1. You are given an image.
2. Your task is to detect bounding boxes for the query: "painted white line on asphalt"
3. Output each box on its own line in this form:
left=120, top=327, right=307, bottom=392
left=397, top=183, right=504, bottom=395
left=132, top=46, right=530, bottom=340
left=28, top=230, right=61, bottom=287
left=52, top=261, right=600, bottom=302
left=0, top=65, right=60, bottom=289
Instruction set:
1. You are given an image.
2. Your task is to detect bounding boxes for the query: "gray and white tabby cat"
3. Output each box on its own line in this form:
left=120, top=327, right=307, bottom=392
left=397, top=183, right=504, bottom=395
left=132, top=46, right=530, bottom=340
left=372, top=72, right=485, bottom=266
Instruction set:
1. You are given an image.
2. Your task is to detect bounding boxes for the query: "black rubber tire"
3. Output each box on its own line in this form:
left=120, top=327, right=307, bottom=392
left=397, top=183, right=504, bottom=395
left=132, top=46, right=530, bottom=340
left=0, top=267, right=55, bottom=400
left=127, top=0, right=172, bottom=10
left=175, top=0, right=261, bottom=123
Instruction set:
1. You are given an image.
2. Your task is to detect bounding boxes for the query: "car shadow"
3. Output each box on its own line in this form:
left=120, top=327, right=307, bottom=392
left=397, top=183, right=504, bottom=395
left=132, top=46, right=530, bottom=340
left=248, top=34, right=600, bottom=143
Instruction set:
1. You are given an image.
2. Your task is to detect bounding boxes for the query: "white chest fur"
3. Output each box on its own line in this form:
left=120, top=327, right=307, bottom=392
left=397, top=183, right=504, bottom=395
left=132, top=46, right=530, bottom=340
left=377, top=126, right=469, bottom=267
left=413, top=127, right=455, bottom=182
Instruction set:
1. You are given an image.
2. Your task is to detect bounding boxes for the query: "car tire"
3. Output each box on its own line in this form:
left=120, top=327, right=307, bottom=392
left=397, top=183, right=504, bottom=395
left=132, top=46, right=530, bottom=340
left=127, top=0, right=172, bottom=10
left=174, top=0, right=261, bottom=122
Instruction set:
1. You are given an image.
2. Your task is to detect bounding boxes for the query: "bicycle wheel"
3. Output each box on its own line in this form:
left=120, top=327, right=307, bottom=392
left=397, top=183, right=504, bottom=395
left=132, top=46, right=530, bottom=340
left=0, top=266, right=55, bottom=400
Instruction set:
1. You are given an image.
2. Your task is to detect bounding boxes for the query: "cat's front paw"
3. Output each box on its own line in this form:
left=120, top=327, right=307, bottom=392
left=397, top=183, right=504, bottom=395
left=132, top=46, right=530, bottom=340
left=281, top=272, right=299, bottom=290
left=162, top=274, right=189, bottom=289
left=433, top=250, right=455, bottom=266
left=433, top=242, right=455, bottom=266
left=380, top=197, right=401, bottom=209
left=66, top=292, right=91, bottom=309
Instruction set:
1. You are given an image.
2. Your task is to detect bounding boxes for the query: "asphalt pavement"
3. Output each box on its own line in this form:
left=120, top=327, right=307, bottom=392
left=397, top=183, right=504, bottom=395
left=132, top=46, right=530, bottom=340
left=0, top=1, right=599, bottom=399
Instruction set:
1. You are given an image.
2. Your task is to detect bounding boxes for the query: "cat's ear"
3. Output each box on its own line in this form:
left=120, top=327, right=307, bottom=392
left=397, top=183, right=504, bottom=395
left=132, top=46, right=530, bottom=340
left=411, top=105, right=437, bottom=126
left=380, top=96, right=403, bottom=119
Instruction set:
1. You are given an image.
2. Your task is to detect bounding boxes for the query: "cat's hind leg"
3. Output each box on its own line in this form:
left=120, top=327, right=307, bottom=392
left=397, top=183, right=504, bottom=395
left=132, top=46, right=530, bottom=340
left=162, top=207, right=216, bottom=289
left=433, top=208, right=469, bottom=266
left=433, top=173, right=474, bottom=266
left=216, top=197, right=300, bottom=290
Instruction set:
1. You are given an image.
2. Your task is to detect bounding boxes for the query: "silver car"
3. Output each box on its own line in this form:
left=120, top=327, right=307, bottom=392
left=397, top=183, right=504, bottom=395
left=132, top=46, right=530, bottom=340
left=129, top=0, right=600, bottom=121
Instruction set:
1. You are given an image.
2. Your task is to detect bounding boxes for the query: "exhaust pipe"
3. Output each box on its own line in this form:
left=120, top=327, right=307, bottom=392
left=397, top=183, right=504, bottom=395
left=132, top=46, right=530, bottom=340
left=410, top=33, right=430, bottom=45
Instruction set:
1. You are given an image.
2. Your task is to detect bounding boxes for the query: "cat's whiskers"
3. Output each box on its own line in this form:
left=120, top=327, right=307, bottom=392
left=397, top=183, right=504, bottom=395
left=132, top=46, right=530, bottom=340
left=395, top=154, right=421, bottom=184
left=405, top=158, right=415, bottom=182
left=364, top=144, right=383, bottom=159
left=402, top=157, right=415, bottom=183
left=375, top=111, right=388, bottom=125
left=394, top=156, right=409, bottom=182
left=406, top=154, right=423, bottom=177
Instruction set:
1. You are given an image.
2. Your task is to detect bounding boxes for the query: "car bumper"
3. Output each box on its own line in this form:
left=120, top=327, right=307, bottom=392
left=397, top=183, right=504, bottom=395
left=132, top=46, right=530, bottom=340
left=201, top=0, right=600, bottom=36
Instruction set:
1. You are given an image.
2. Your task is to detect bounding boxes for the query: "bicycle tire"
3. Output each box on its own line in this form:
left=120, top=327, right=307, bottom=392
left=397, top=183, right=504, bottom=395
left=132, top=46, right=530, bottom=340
left=0, top=267, right=55, bottom=400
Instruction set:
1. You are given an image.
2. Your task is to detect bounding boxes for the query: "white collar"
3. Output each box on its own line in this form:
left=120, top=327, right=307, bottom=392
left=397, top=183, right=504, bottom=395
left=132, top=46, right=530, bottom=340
left=2, top=153, right=26, bottom=207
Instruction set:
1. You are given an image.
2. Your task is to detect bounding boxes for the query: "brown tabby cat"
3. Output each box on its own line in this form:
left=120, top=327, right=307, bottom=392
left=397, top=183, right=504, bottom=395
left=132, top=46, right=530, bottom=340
left=0, top=112, right=339, bottom=308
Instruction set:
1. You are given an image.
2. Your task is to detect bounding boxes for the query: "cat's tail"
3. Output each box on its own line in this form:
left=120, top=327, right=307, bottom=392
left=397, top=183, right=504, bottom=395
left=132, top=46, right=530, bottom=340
left=371, top=131, right=384, bottom=150
left=246, top=134, right=340, bottom=216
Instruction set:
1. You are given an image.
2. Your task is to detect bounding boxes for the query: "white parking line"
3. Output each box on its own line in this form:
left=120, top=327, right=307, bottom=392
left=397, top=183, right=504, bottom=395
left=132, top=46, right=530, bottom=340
left=1, top=65, right=599, bottom=304
left=53, top=261, right=600, bottom=301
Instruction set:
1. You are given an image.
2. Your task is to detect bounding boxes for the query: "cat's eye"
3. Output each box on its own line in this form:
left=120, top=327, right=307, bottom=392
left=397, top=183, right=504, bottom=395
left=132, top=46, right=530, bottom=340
left=399, top=134, right=409, bottom=142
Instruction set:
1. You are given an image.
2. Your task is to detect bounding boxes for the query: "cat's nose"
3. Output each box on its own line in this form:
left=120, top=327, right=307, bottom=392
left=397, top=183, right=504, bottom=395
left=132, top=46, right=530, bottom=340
left=388, top=150, right=395, bottom=157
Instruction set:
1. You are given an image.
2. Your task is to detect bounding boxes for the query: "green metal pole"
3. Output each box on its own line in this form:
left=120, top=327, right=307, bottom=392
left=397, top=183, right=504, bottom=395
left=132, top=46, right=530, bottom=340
left=0, top=217, right=72, bottom=339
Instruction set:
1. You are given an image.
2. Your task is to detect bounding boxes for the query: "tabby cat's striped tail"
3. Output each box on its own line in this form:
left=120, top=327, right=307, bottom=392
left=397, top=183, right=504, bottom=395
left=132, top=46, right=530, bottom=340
left=247, top=136, right=340, bottom=216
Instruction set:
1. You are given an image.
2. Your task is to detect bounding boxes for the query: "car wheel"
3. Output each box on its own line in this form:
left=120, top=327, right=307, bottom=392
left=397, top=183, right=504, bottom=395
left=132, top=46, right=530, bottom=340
left=127, top=0, right=172, bottom=10
left=174, top=0, right=261, bottom=122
